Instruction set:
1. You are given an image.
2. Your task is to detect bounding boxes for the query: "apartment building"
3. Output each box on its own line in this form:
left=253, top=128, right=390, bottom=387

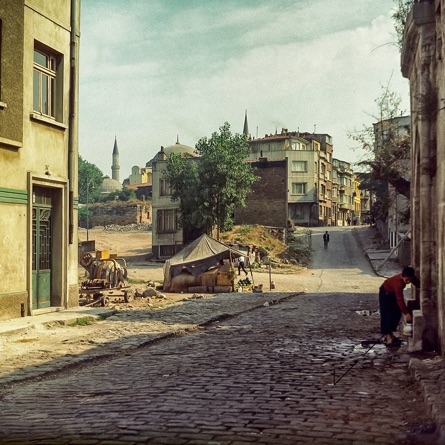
left=300, top=133, right=334, bottom=226
left=0, top=0, right=80, bottom=319
left=332, top=158, right=354, bottom=226
left=247, top=130, right=322, bottom=227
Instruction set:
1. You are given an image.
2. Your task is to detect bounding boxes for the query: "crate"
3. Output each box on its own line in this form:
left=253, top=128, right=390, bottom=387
left=96, top=250, right=109, bottom=260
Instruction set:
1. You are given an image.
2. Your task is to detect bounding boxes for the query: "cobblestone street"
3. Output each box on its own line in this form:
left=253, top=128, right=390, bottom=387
left=0, top=227, right=439, bottom=444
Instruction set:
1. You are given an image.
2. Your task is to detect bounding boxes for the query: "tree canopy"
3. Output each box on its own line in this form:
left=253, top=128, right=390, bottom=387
left=165, top=122, right=257, bottom=237
left=392, top=0, right=414, bottom=50
left=349, top=86, right=411, bottom=199
left=78, top=155, right=104, bottom=204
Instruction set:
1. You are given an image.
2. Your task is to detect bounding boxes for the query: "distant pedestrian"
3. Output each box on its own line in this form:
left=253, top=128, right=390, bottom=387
left=347, top=217, right=351, bottom=226
left=323, top=231, right=330, bottom=249
left=379, top=266, right=419, bottom=347
left=238, top=255, right=248, bottom=276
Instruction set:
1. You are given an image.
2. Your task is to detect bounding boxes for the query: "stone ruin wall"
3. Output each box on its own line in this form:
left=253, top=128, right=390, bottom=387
left=88, top=202, right=152, bottom=228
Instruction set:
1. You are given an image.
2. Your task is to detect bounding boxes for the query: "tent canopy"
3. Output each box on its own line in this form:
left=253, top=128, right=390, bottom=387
left=163, top=234, right=245, bottom=291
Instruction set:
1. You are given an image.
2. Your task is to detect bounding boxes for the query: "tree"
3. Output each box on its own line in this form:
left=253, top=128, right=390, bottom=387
left=165, top=122, right=257, bottom=237
left=392, top=0, right=414, bottom=51
left=165, top=152, right=201, bottom=231
left=78, top=156, right=103, bottom=204
left=349, top=86, right=411, bottom=199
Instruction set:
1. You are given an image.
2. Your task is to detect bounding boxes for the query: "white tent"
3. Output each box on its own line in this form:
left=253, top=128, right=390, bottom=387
left=162, top=234, right=245, bottom=291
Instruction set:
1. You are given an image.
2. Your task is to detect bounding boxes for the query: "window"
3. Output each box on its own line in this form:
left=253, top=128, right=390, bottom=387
left=291, top=161, right=307, bottom=172
left=291, top=182, right=306, bottom=194
left=157, top=209, right=178, bottom=233
left=159, top=178, right=172, bottom=196
left=33, top=46, right=58, bottom=118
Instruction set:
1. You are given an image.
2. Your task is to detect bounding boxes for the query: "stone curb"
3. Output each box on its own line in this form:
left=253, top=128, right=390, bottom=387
left=409, top=357, right=445, bottom=444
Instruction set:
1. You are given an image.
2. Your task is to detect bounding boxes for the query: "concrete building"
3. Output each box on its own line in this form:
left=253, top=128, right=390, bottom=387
left=235, top=158, right=288, bottom=229
left=401, top=0, right=445, bottom=354
left=247, top=130, right=325, bottom=227
left=127, top=165, right=152, bottom=186
left=300, top=133, right=334, bottom=226
left=332, top=159, right=354, bottom=226
left=151, top=140, right=198, bottom=259
left=0, top=0, right=80, bottom=319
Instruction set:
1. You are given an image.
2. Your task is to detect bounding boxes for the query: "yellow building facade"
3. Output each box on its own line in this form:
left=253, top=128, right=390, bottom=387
left=0, top=0, right=80, bottom=319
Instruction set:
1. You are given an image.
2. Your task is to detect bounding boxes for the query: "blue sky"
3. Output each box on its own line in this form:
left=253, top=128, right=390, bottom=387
left=79, top=0, right=410, bottom=180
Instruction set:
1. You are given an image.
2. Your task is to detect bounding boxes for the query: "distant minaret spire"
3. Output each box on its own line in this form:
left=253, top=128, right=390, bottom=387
left=243, top=110, right=249, bottom=137
left=112, top=136, right=120, bottom=182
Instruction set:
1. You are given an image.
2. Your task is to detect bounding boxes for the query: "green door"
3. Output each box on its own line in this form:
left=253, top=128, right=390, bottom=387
left=32, top=188, right=52, bottom=309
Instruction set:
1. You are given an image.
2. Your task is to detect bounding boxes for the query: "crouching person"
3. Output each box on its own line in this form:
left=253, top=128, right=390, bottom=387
left=379, top=266, right=419, bottom=347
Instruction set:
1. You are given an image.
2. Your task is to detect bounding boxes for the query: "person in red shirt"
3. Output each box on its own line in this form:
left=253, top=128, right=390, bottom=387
left=379, top=266, right=419, bottom=347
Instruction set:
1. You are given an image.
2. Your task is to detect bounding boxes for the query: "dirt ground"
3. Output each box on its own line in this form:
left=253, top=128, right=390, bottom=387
left=77, top=226, right=300, bottom=309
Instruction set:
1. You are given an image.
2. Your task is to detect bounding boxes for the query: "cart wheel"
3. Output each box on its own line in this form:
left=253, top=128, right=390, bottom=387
left=102, top=296, right=111, bottom=307
left=124, top=290, right=134, bottom=303
left=80, top=252, right=94, bottom=268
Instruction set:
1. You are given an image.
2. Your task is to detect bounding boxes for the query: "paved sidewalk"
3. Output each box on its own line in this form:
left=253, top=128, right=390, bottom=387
left=354, top=226, right=445, bottom=444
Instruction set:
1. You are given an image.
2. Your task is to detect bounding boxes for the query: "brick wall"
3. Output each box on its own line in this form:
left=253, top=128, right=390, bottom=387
left=235, top=158, right=288, bottom=228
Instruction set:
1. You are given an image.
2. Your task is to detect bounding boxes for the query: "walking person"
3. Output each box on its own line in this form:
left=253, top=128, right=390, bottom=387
left=379, top=266, right=419, bottom=347
left=323, top=231, right=330, bottom=249
left=238, top=255, right=248, bottom=276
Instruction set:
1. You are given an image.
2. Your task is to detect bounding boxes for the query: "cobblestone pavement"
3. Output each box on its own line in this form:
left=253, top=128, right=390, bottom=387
left=0, top=293, right=436, bottom=444
left=0, top=226, right=441, bottom=444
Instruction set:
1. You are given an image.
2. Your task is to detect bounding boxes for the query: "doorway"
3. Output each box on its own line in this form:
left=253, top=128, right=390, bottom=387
left=32, top=187, right=53, bottom=309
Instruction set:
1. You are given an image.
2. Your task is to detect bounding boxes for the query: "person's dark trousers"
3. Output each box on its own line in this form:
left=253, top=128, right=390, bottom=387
left=379, top=285, right=402, bottom=334
left=238, top=262, right=247, bottom=275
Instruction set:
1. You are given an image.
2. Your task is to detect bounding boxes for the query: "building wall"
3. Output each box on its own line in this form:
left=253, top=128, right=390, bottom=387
left=86, top=201, right=152, bottom=227
left=0, top=0, right=80, bottom=320
left=248, top=132, right=321, bottom=227
left=0, top=1, right=24, bottom=147
left=401, top=0, right=443, bottom=353
left=235, top=159, right=288, bottom=228
left=151, top=148, right=183, bottom=259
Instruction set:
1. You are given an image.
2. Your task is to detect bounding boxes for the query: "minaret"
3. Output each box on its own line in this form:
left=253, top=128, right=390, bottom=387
left=243, top=110, right=249, bottom=137
left=111, top=136, right=120, bottom=182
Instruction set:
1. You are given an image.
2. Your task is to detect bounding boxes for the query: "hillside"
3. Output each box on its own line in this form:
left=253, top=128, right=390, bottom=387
left=220, top=225, right=311, bottom=271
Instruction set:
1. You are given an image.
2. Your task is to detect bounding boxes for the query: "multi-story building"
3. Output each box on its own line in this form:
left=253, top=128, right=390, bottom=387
left=332, top=159, right=354, bottom=226
left=300, top=133, right=334, bottom=226
left=247, top=129, right=327, bottom=227
left=352, top=176, right=361, bottom=225
left=151, top=140, right=198, bottom=259
left=0, top=0, right=80, bottom=319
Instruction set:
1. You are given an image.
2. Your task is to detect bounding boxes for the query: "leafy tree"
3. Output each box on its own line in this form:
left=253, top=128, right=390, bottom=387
left=165, top=122, right=257, bottom=237
left=392, top=0, right=414, bottom=50
left=78, top=155, right=103, bottom=204
left=349, top=86, right=411, bottom=199
left=165, top=152, right=201, bottom=231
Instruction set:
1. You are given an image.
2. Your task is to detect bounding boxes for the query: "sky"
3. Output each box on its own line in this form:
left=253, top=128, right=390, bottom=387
left=79, top=0, right=410, bottom=181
